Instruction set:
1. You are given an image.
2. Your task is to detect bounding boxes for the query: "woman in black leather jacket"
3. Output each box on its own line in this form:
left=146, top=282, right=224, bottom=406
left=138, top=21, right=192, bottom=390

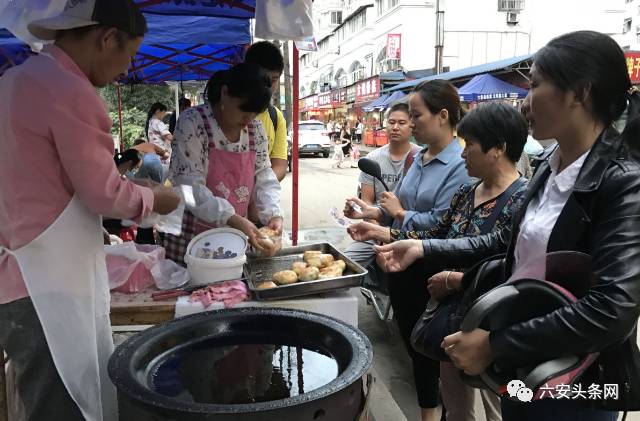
left=375, top=31, right=640, bottom=421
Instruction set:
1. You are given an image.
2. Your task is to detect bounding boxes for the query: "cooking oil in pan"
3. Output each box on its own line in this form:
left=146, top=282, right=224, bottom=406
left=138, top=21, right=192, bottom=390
left=150, top=343, right=339, bottom=404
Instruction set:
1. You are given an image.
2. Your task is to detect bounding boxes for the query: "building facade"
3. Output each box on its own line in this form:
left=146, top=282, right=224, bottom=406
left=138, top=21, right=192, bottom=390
left=299, top=0, right=626, bottom=124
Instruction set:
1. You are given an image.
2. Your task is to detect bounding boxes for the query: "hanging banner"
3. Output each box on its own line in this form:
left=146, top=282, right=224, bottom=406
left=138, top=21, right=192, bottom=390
left=626, top=51, right=640, bottom=84
left=387, top=33, right=402, bottom=60
left=295, top=36, right=318, bottom=52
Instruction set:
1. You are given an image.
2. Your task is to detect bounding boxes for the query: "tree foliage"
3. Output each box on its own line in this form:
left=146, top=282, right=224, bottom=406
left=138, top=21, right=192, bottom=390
left=99, top=84, right=175, bottom=148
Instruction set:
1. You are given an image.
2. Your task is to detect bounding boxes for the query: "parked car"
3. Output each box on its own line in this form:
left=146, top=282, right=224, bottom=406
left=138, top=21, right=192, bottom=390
left=288, top=120, right=331, bottom=158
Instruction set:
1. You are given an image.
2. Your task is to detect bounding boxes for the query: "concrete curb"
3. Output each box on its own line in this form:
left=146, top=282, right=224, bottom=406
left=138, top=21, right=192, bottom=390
left=368, top=367, right=409, bottom=421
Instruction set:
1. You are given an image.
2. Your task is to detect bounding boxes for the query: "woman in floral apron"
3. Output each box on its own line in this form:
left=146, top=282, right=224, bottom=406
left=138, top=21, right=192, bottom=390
left=163, top=63, right=284, bottom=264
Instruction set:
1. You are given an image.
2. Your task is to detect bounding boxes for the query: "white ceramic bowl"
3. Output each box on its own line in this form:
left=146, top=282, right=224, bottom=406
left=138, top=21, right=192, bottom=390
left=184, top=228, right=248, bottom=286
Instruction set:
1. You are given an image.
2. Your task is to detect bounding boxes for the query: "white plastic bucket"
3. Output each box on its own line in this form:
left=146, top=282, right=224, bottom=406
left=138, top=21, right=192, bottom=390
left=185, top=228, right=248, bottom=286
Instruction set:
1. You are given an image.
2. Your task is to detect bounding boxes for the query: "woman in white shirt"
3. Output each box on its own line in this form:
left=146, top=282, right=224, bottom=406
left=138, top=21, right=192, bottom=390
left=146, top=102, right=173, bottom=180
left=163, top=64, right=283, bottom=264
left=373, top=31, right=640, bottom=421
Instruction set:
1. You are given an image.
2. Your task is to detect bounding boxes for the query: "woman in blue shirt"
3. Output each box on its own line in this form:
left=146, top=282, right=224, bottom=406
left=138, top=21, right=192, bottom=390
left=346, top=80, right=469, bottom=421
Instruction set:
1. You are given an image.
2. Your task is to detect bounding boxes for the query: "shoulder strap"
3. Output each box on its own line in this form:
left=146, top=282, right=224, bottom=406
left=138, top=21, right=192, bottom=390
left=403, top=144, right=423, bottom=176
left=268, top=104, right=278, bottom=131
left=477, top=177, right=526, bottom=235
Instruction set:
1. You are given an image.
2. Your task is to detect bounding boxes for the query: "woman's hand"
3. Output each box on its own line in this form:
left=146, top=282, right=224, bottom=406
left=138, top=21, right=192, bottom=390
left=374, top=239, right=424, bottom=272
left=379, top=192, right=405, bottom=221
left=267, top=216, right=284, bottom=236
left=347, top=221, right=391, bottom=243
left=227, top=215, right=265, bottom=253
left=427, top=271, right=462, bottom=300
left=343, top=197, right=381, bottom=221
left=442, top=329, right=493, bottom=376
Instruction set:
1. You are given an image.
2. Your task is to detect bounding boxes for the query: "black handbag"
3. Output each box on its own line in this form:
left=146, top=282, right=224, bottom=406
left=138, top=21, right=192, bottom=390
left=410, top=177, right=525, bottom=361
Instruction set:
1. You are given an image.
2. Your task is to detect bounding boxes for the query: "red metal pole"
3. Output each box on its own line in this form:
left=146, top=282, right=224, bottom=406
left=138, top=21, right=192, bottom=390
left=292, top=45, right=300, bottom=246
left=116, top=84, right=124, bottom=152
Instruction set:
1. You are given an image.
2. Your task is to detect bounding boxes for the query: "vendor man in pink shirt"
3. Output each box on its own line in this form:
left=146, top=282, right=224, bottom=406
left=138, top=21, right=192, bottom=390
left=0, top=0, right=179, bottom=420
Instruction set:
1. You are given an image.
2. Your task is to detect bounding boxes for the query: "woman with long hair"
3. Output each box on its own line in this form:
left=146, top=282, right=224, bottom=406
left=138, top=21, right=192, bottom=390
left=375, top=30, right=640, bottom=421
left=345, top=80, right=470, bottom=421
left=163, top=63, right=283, bottom=264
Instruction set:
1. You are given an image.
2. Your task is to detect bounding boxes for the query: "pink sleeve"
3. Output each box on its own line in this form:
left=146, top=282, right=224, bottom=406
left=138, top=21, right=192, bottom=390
left=49, top=91, right=154, bottom=220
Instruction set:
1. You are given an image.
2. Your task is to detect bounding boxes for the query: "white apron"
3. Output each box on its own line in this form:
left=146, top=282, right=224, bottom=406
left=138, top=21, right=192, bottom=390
left=0, top=195, right=117, bottom=420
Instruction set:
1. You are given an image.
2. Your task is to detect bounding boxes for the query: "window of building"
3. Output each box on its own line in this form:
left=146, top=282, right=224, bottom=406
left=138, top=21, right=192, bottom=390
left=377, top=0, right=399, bottom=16
left=331, top=11, right=342, bottom=25
left=497, top=0, right=525, bottom=11
left=624, top=17, right=633, bottom=33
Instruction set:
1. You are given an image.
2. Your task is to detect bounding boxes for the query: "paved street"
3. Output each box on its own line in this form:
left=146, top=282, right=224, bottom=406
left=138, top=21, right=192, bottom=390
left=278, top=155, right=638, bottom=421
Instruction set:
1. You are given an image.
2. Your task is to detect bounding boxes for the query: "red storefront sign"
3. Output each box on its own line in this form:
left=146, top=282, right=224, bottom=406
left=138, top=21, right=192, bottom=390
left=355, top=77, right=380, bottom=103
left=318, top=92, right=332, bottom=109
left=626, top=51, right=640, bottom=84
left=387, top=34, right=402, bottom=59
left=302, top=95, right=319, bottom=111
left=331, top=88, right=347, bottom=107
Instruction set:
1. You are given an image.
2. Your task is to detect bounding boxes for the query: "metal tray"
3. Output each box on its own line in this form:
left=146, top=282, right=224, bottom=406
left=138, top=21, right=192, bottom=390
left=244, top=242, right=367, bottom=301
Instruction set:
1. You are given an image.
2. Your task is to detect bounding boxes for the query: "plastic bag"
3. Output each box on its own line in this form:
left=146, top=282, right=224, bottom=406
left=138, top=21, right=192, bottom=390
left=151, top=259, right=190, bottom=290
left=105, top=243, right=165, bottom=293
left=254, top=0, right=314, bottom=41
left=0, top=0, right=67, bottom=48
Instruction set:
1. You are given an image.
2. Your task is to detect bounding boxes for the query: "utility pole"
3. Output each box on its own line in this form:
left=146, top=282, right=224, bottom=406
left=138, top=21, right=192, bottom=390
left=283, top=40, right=293, bottom=127
left=435, top=0, right=445, bottom=74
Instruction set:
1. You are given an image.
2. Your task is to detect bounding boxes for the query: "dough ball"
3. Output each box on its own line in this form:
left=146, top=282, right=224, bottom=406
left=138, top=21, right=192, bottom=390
left=259, top=227, right=279, bottom=239
left=319, top=254, right=335, bottom=267
left=256, top=235, right=281, bottom=257
left=272, top=270, right=298, bottom=285
left=257, top=281, right=277, bottom=290
left=306, top=256, right=323, bottom=268
left=319, top=269, right=342, bottom=279
left=332, top=260, right=346, bottom=272
left=303, top=250, right=322, bottom=262
left=298, top=266, right=320, bottom=282
left=291, top=261, right=308, bottom=276
left=257, top=237, right=274, bottom=249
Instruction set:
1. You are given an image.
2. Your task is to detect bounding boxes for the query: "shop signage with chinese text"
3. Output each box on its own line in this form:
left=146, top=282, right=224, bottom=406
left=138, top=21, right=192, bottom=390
left=331, top=88, right=347, bottom=107
left=355, top=77, right=380, bottom=103
left=626, top=51, right=640, bottom=84
left=318, top=92, right=332, bottom=109
left=347, top=85, right=357, bottom=103
left=387, top=34, right=402, bottom=59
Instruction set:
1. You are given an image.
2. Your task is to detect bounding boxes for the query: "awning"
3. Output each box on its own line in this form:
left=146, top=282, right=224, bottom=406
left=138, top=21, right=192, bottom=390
left=363, top=94, right=389, bottom=112
left=384, top=53, right=533, bottom=93
left=378, top=91, right=406, bottom=108
left=458, top=73, right=528, bottom=102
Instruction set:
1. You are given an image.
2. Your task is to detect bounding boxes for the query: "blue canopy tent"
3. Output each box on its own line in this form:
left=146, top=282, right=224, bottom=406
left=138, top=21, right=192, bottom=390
left=458, top=73, right=528, bottom=102
left=363, top=94, right=389, bottom=112
left=378, top=90, right=406, bottom=108
left=134, top=0, right=255, bottom=19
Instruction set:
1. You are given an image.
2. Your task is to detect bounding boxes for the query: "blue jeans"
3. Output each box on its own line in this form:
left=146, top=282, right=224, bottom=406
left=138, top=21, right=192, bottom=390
left=136, top=153, right=164, bottom=183
left=502, top=397, right=618, bottom=421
